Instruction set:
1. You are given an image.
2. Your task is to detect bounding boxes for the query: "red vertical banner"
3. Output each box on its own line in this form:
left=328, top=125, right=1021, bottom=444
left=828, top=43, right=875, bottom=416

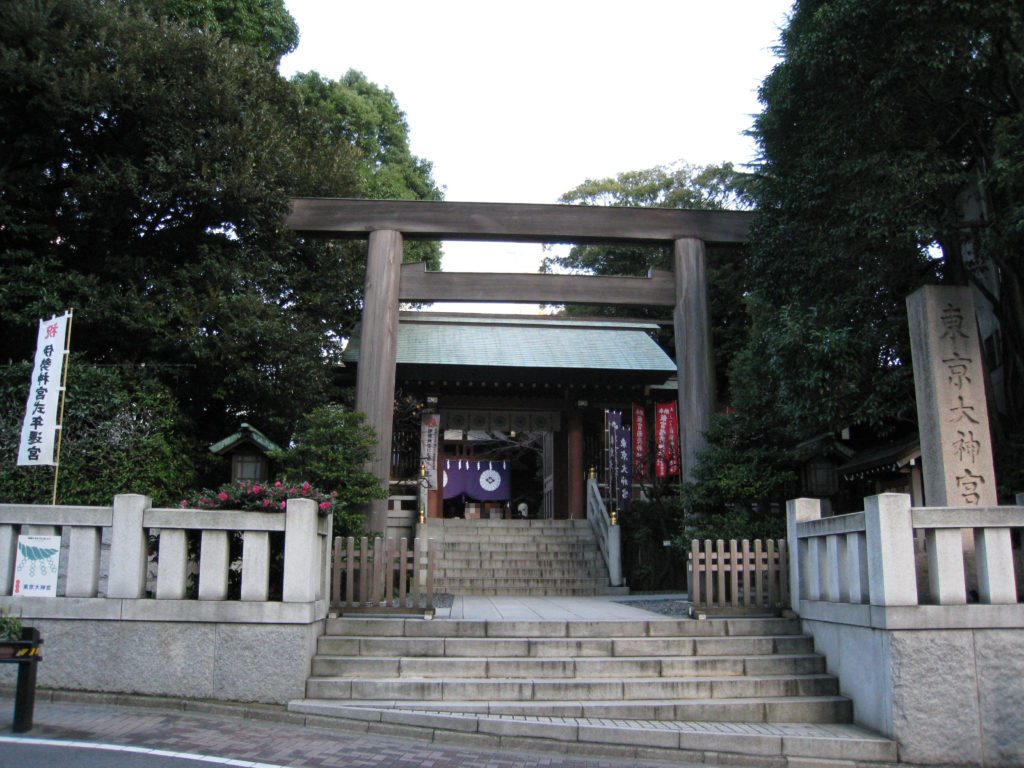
left=654, top=402, right=680, bottom=478
left=631, top=404, right=647, bottom=480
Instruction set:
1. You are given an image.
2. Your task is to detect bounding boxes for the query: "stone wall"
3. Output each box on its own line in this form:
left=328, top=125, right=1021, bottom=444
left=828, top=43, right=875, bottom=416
left=0, top=616, right=322, bottom=704
left=803, top=617, right=1024, bottom=767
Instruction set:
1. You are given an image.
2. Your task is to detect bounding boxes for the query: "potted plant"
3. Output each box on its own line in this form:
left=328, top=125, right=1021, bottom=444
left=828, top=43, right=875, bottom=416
left=0, top=607, right=24, bottom=657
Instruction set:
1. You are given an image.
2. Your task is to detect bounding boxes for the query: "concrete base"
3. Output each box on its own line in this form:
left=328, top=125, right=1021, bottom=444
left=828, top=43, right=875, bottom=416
left=803, top=616, right=1024, bottom=766
left=0, top=618, right=323, bottom=704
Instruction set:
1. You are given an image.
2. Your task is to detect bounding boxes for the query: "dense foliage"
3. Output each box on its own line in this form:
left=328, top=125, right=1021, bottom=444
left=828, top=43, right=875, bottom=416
left=744, top=0, right=1024, bottom=455
left=0, top=359, right=199, bottom=505
left=268, top=404, right=387, bottom=536
left=0, top=0, right=442, bottom=504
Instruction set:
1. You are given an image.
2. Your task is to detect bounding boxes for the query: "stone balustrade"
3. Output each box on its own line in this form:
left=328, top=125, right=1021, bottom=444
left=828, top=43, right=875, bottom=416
left=0, top=495, right=332, bottom=703
left=788, top=493, right=1022, bottom=622
left=786, top=493, right=1024, bottom=766
left=0, top=494, right=331, bottom=618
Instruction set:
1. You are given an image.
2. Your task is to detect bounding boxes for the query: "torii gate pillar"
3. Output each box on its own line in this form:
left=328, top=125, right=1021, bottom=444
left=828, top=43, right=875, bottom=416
left=354, top=229, right=404, bottom=534
left=673, top=237, right=715, bottom=482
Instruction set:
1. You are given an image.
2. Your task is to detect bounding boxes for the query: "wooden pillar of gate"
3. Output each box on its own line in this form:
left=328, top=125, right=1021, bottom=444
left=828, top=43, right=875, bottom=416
left=567, top=408, right=584, bottom=519
left=673, top=238, right=715, bottom=483
left=356, top=229, right=404, bottom=534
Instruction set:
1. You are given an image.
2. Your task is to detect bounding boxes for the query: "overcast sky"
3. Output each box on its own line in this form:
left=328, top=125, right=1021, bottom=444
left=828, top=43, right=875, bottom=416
left=279, top=1, right=793, bottom=307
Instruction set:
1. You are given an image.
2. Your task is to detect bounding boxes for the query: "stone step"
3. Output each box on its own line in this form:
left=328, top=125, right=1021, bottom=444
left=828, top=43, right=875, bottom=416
left=322, top=617, right=803, bottom=638
left=433, top=577, right=611, bottom=590
left=305, top=673, right=841, bottom=702
left=440, top=534, right=596, bottom=543
left=430, top=586, right=625, bottom=596
left=316, top=634, right=813, bottom=658
left=436, top=552, right=604, bottom=563
left=440, top=541, right=595, bottom=552
left=435, top=519, right=591, bottom=528
left=292, top=694, right=853, bottom=723
left=434, top=567, right=606, bottom=579
left=286, top=701, right=897, bottom=765
left=311, top=652, right=827, bottom=678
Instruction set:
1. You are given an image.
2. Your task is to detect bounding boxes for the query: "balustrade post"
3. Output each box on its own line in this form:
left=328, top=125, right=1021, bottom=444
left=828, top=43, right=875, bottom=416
left=846, top=531, right=869, bottom=604
left=607, top=524, right=622, bottom=587
left=198, top=530, right=229, bottom=600
left=283, top=498, right=319, bottom=602
left=241, top=531, right=270, bottom=601
left=976, top=526, right=1016, bottom=604
left=786, top=498, right=822, bottom=614
left=65, top=526, right=101, bottom=598
left=926, top=528, right=967, bottom=605
left=156, top=529, right=188, bottom=600
left=107, top=494, right=150, bottom=599
left=0, top=525, right=17, bottom=595
left=827, top=534, right=846, bottom=602
left=864, top=493, right=917, bottom=606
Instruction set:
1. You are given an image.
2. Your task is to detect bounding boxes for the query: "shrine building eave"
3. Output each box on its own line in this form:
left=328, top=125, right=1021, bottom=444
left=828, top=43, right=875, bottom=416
left=341, top=313, right=677, bottom=388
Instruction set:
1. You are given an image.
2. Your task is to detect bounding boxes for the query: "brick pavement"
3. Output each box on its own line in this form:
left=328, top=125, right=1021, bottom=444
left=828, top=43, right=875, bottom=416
left=1, top=694, right=702, bottom=768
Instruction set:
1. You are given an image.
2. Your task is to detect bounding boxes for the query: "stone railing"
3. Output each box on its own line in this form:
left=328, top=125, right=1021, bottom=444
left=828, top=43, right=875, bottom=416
left=586, top=477, right=622, bottom=587
left=786, top=492, right=1024, bottom=766
left=0, top=494, right=331, bottom=622
left=787, top=492, right=1023, bottom=625
left=0, top=494, right=333, bottom=703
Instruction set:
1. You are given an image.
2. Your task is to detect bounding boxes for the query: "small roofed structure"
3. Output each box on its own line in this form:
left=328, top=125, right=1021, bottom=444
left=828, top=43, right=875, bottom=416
left=209, top=423, right=282, bottom=485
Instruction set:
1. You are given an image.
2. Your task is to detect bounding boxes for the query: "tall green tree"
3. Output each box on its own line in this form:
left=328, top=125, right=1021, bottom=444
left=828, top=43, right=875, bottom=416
left=743, top=0, right=1024, bottom=440
left=149, top=0, right=300, bottom=62
left=290, top=70, right=443, bottom=274
left=719, top=0, right=1024, bottom=501
left=0, top=0, right=444, bottom=462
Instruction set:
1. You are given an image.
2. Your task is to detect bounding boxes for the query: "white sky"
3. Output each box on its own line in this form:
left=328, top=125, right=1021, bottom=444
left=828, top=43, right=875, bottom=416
left=279, top=1, right=793, bottom=311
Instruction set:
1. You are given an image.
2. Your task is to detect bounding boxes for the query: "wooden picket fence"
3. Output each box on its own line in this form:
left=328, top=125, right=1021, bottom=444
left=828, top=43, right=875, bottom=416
left=687, top=539, right=789, bottom=613
left=331, top=536, right=435, bottom=616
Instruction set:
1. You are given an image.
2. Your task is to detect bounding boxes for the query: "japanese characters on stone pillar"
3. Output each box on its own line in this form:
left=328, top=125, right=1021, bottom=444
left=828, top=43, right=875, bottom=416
left=907, top=285, right=997, bottom=507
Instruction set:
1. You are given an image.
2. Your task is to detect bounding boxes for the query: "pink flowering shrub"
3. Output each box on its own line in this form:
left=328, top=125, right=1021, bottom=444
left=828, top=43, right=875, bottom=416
left=181, top=480, right=337, bottom=516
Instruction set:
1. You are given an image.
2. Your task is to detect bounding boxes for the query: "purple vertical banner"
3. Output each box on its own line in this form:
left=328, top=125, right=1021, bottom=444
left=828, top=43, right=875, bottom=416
left=616, top=425, right=633, bottom=511
left=605, top=410, right=622, bottom=502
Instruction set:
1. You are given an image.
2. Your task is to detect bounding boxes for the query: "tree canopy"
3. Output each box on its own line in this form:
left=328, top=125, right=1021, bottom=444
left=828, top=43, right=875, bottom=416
left=545, top=161, right=753, bottom=398
left=0, top=0, right=442, bottom=499
left=725, top=0, right=1024, bottom=501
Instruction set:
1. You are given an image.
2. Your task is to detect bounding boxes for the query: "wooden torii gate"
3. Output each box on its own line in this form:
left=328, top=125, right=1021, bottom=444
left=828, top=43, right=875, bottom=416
left=286, top=198, right=753, bottom=533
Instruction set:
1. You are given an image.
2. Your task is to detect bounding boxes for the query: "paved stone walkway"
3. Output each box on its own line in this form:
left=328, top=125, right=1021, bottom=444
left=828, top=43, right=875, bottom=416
left=1, top=696, right=705, bottom=768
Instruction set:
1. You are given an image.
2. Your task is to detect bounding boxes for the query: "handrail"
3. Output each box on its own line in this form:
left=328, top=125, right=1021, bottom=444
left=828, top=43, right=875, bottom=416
left=586, top=478, right=622, bottom=587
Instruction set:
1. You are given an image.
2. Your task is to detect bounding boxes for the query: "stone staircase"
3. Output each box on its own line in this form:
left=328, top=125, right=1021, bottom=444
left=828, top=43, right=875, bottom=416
left=427, top=518, right=622, bottom=596
left=289, top=615, right=898, bottom=766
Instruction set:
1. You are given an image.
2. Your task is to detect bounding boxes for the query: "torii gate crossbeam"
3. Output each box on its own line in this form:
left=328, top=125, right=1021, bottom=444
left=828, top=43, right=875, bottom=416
left=285, top=198, right=753, bottom=533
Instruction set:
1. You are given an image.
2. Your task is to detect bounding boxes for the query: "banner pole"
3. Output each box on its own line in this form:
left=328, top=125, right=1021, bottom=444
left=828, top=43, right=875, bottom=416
left=50, top=309, right=74, bottom=505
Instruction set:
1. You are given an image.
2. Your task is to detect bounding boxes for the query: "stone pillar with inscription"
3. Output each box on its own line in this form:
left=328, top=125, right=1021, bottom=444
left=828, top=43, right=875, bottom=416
left=907, top=285, right=997, bottom=508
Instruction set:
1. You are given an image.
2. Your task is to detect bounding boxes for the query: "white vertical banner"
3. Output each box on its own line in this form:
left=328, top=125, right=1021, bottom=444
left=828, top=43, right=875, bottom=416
left=420, top=413, right=439, bottom=490
left=17, top=312, right=71, bottom=466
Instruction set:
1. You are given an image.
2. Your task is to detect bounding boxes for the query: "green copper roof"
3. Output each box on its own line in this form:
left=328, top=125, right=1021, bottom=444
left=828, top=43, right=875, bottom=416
left=209, top=423, right=282, bottom=455
left=343, top=313, right=676, bottom=375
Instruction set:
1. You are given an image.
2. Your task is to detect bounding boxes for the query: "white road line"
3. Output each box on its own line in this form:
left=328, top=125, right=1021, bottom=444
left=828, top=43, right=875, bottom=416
left=0, top=736, right=290, bottom=768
